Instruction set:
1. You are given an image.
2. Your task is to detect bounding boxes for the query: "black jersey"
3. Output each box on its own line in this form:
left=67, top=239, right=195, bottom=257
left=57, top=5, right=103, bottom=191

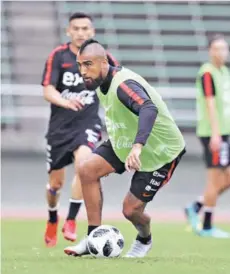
left=41, top=42, right=119, bottom=146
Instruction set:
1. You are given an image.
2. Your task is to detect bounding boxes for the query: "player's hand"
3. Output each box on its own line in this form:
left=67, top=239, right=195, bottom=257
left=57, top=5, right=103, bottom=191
left=209, top=134, right=222, bottom=152
left=125, top=143, right=143, bottom=172
left=64, top=99, right=84, bottom=111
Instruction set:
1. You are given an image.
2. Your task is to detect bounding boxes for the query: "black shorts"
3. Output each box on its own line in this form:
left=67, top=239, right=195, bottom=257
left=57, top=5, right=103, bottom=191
left=94, top=139, right=186, bottom=202
left=46, top=126, right=101, bottom=173
left=199, top=135, right=230, bottom=168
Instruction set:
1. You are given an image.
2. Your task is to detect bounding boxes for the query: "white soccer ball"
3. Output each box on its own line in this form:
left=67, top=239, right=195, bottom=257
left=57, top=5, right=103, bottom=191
left=87, top=225, right=124, bottom=258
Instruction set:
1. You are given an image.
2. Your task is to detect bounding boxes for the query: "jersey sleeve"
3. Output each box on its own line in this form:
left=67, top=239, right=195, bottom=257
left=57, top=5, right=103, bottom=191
left=117, top=79, right=158, bottom=145
left=41, top=49, right=62, bottom=87
left=106, top=51, right=120, bottom=66
left=201, top=72, right=216, bottom=97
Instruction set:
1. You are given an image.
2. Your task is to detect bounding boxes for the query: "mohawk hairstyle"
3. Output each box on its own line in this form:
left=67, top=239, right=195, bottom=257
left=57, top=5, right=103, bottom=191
left=69, top=12, right=92, bottom=22
left=78, top=38, right=101, bottom=55
left=208, top=33, right=225, bottom=48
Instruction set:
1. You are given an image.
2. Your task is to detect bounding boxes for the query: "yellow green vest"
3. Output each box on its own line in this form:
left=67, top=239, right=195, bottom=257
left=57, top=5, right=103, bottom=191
left=196, top=63, right=230, bottom=136
left=96, top=67, right=185, bottom=171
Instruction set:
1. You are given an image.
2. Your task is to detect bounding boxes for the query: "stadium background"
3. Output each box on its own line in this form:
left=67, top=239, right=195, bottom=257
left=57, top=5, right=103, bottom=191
left=1, top=0, right=230, bottom=220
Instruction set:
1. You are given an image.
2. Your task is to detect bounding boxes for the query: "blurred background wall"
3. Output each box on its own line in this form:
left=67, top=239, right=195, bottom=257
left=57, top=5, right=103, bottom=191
left=1, top=1, right=230, bottom=217
left=1, top=0, right=230, bottom=152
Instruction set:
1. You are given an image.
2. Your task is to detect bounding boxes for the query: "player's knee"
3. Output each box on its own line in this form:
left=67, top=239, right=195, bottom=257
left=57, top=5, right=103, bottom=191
left=47, top=179, right=63, bottom=194
left=78, top=162, right=98, bottom=182
left=122, top=202, right=135, bottom=220
left=219, top=170, right=230, bottom=191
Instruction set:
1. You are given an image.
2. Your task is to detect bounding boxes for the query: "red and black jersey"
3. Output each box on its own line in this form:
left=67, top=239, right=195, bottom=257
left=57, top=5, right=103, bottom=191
left=41, top=42, right=119, bottom=145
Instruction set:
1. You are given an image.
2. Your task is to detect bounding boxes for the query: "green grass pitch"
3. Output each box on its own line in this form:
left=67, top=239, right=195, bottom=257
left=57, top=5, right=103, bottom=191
left=1, top=220, right=230, bottom=274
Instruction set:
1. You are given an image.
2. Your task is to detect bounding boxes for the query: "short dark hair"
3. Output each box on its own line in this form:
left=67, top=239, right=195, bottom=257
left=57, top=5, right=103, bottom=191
left=69, top=12, right=93, bottom=23
left=79, top=38, right=100, bottom=55
left=208, top=33, right=225, bottom=48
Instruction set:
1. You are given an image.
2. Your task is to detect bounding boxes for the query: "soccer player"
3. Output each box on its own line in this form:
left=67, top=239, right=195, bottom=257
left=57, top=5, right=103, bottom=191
left=64, top=39, right=186, bottom=258
left=185, top=34, right=230, bottom=238
left=42, top=13, right=119, bottom=247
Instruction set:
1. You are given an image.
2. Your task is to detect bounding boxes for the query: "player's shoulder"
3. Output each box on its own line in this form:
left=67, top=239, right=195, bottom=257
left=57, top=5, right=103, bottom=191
left=106, top=51, right=119, bottom=66
left=47, top=43, right=69, bottom=57
left=120, top=66, right=142, bottom=80
left=198, top=62, right=214, bottom=76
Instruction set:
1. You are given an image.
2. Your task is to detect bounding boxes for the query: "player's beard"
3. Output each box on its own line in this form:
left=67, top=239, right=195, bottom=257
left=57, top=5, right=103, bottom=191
left=84, top=73, right=104, bottom=91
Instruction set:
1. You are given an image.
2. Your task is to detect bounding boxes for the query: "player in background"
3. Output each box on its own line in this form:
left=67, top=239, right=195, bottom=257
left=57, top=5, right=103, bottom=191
left=42, top=13, right=119, bottom=247
left=185, top=34, right=230, bottom=238
left=64, top=39, right=186, bottom=258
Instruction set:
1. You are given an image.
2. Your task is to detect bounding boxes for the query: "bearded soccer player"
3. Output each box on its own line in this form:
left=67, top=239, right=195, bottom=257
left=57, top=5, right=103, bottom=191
left=185, top=34, right=230, bottom=238
left=64, top=39, right=186, bottom=258
left=42, top=14, right=119, bottom=247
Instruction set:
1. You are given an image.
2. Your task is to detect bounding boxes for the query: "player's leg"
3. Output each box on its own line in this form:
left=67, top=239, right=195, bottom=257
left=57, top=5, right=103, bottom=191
left=62, top=145, right=92, bottom=242
left=198, top=139, right=230, bottom=238
left=78, top=140, right=124, bottom=229
left=185, top=137, right=218, bottom=231
left=45, top=144, right=73, bottom=247
left=203, top=168, right=224, bottom=225
left=123, top=191, right=152, bottom=258
left=224, top=166, right=230, bottom=192
left=45, top=168, right=65, bottom=247
left=185, top=168, right=223, bottom=232
left=122, top=172, right=156, bottom=258
left=68, top=175, right=83, bottom=219
left=124, top=151, right=184, bottom=258
left=64, top=154, right=114, bottom=256
left=64, top=140, right=125, bottom=256
left=80, top=154, right=114, bottom=226
left=62, top=179, right=83, bottom=242
left=63, top=123, right=102, bottom=241
left=197, top=167, right=230, bottom=238
left=189, top=136, right=230, bottom=238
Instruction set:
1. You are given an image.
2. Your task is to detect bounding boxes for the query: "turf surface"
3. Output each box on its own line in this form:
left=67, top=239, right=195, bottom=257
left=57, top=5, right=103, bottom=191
left=1, top=220, right=230, bottom=274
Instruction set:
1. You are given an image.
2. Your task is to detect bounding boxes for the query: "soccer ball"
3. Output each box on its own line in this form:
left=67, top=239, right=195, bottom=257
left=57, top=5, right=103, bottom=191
left=87, top=225, right=124, bottom=258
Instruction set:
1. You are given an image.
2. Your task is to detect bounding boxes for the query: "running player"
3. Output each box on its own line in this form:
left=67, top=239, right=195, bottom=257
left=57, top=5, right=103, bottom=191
left=185, top=34, right=230, bottom=238
left=42, top=13, right=119, bottom=247
left=64, top=39, right=186, bottom=258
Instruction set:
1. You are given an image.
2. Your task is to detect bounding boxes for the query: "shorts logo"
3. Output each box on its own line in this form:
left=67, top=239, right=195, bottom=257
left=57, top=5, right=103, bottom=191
left=145, top=185, right=157, bottom=192
left=149, top=179, right=161, bottom=187
left=85, top=129, right=100, bottom=143
left=142, top=193, right=152, bottom=197
left=46, top=144, right=52, bottom=171
left=152, top=171, right=165, bottom=178
left=220, top=142, right=229, bottom=166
